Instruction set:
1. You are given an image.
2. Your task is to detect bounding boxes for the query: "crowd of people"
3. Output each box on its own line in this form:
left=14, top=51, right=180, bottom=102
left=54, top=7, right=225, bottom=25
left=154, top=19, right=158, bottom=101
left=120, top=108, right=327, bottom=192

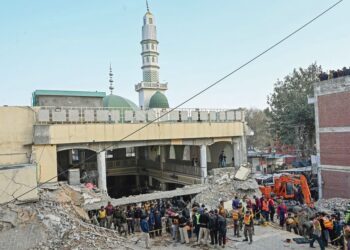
left=89, top=195, right=350, bottom=249
left=319, top=67, right=350, bottom=81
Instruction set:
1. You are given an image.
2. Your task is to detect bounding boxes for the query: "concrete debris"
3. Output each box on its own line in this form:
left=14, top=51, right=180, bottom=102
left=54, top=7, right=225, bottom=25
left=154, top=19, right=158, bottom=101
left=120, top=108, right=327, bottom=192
left=316, top=197, right=350, bottom=216
left=0, top=183, right=137, bottom=250
left=194, top=167, right=261, bottom=210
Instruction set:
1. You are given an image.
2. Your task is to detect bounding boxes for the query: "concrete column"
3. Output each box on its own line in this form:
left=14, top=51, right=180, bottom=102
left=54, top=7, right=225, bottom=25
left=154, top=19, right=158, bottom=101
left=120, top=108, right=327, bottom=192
left=160, top=182, right=166, bottom=191
left=97, top=151, right=108, bottom=194
left=200, top=145, right=207, bottom=184
left=160, top=146, right=165, bottom=171
left=233, top=140, right=240, bottom=167
left=149, top=176, right=153, bottom=187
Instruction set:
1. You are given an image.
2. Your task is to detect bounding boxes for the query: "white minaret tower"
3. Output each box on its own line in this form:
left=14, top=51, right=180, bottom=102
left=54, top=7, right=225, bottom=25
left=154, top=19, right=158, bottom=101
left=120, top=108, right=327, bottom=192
left=135, top=1, right=168, bottom=109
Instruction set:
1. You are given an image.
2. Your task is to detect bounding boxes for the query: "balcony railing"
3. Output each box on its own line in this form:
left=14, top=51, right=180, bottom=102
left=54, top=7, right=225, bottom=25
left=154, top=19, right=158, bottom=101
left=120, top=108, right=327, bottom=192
left=35, top=106, right=245, bottom=124
left=135, top=82, right=168, bottom=91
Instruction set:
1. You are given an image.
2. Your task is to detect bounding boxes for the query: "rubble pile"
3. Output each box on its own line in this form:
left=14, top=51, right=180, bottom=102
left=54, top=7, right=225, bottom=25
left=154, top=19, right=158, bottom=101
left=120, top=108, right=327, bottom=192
left=193, top=167, right=261, bottom=210
left=0, top=183, right=136, bottom=250
left=316, top=197, right=350, bottom=216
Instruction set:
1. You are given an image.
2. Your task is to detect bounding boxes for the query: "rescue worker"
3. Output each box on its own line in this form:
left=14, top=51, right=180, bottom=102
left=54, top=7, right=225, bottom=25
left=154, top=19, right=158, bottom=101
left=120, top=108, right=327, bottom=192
left=232, top=208, right=241, bottom=237
left=98, top=206, right=107, bottom=228
left=345, top=204, right=350, bottom=226
left=238, top=202, right=245, bottom=230
left=261, top=197, right=270, bottom=222
left=268, top=197, right=275, bottom=222
left=277, top=201, right=287, bottom=228
left=322, top=214, right=333, bottom=247
left=218, top=200, right=226, bottom=217
left=309, top=214, right=325, bottom=250
left=253, top=195, right=261, bottom=219
left=192, top=208, right=201, bottom=241
left=243, top=210, right=254, bottom=244
left=286, top=213, right=298, bottom=234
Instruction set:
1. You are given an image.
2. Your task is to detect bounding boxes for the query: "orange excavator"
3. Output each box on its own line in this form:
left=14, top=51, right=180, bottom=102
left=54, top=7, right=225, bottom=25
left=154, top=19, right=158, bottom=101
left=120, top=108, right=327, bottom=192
left=259, top=174, right=312, bottom=207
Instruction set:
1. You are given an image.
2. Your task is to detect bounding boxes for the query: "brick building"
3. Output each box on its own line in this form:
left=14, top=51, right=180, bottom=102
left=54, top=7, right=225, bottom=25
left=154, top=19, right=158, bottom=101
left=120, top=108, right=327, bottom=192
left=314, top=75, right=350, bottom=198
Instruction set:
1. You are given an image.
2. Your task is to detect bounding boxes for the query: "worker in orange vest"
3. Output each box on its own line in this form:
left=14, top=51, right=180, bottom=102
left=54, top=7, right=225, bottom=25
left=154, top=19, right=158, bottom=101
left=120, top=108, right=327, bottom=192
left=261, top=197, right=270, bottom=222
left=243, top=210, right=254, bottom=244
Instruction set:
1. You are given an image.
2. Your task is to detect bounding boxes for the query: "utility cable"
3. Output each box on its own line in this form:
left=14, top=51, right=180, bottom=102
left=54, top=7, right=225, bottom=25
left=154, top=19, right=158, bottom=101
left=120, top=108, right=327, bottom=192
left=0, top=0, right=343, bottom=207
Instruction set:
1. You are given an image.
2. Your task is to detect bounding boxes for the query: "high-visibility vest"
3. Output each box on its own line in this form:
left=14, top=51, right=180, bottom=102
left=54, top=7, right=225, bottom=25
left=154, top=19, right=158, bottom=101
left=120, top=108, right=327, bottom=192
left=244, top=215, right=253, bottom=225
left=98, top=209, right=106, bottom=219
left=262, top=201, right=269, bottom=211
left=232, top=211, right=239, bottom=221
left=324, top=218, right=333, bottom=230
left=195, top=213, right=200, bottom=224
left=219, top=206, right=225, bottom=216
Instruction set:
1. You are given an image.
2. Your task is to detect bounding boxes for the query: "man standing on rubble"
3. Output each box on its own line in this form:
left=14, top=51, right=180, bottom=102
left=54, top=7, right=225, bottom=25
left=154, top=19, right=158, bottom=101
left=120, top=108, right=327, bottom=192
left=198, top=208, right=210, bottom=246
left=105, top=201, right=114, bottom=229
left=243, top=210, right=254, bottom=244
left=219, top=151, right=226, bottom=167
left=98, top=206, right=107, bottom=228
left=139, top=215, right=151, bottom=249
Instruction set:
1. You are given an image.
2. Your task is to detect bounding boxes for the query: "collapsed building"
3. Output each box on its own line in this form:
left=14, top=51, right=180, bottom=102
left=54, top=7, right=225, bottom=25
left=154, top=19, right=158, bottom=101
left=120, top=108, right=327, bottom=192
left=0, top=4, right=249, bottom=205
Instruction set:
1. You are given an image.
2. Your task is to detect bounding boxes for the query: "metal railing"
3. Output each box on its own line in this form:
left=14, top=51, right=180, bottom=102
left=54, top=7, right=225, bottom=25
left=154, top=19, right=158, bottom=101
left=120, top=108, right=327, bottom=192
left=35, top=106, right=245, bottom=125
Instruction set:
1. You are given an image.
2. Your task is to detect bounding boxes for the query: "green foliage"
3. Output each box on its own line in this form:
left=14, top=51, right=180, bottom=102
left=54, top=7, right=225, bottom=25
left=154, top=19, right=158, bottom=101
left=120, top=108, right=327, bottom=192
left=245, top=108, right=272, bottom=150
left=267, top=63, right=320, bottom=155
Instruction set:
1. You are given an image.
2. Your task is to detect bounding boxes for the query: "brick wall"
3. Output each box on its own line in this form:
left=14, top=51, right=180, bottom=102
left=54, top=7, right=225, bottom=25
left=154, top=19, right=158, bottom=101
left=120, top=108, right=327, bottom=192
left=318, top=91, right=350, bottom=127
left=322, top=170, right=350, bottom=199
left=320, top=132, right=350, bottom=166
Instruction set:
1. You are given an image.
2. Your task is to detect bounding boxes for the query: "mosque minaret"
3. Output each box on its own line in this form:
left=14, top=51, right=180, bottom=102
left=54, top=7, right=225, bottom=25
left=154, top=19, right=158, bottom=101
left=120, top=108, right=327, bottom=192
left=135, top=1, right=169, bottom=110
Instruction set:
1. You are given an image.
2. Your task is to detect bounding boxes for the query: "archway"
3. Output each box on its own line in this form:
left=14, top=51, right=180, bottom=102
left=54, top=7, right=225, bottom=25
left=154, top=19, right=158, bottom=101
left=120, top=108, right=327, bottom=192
left=209, top=141, right=234, bottom=168
left=57, top=148, right=98, bottom=184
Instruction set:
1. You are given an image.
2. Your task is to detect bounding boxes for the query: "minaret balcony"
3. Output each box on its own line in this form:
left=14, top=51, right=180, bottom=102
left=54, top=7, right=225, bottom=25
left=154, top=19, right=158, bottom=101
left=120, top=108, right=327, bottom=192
left=135, top=82, right=168, bottom=91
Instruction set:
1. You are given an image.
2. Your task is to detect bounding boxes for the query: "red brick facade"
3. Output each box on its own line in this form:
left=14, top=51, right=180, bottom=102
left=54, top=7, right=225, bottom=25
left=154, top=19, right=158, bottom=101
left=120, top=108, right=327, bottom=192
left=319, top=132, right=350, bottom=166
left=318, top=92, right=350, bottom=127
left=322, top=170, right=350, bottom=199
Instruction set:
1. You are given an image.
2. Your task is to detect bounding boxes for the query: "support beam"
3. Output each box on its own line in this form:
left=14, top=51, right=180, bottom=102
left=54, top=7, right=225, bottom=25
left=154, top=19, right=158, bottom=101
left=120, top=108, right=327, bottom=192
left=97, top=151, right=107, bottom=194
left=200, top=145, right=207, bottom=183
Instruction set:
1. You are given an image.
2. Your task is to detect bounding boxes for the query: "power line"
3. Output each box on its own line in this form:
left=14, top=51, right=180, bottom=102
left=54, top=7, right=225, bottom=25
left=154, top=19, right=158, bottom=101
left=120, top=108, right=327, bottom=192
left=0, top=0, right=343, bottom=206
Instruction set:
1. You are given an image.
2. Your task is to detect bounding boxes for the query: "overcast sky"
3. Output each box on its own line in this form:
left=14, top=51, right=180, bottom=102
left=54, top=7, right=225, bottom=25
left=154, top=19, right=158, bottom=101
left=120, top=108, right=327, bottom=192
left=1, top=0, right=349, bottom=108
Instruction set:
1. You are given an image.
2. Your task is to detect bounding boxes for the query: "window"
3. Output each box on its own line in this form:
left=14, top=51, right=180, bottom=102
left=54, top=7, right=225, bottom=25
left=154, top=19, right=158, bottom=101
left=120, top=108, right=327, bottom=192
left=126, top=147, right=135, bottom=157
left=147, top=57, right=149, bottom=62
left=151, top=44, right=154, bottom=50
left=146, top=44, right=149, bottom=50
left=71, top=149, right=79, bottom=162
left=149, top=18, right=153, bottom=24
left=152, top=56, right=155, bottom=62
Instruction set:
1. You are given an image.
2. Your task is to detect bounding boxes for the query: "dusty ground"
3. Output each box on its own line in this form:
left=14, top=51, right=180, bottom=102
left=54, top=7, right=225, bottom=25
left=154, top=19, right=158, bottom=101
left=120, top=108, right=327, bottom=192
left=132, top=225, right=325, bottom=250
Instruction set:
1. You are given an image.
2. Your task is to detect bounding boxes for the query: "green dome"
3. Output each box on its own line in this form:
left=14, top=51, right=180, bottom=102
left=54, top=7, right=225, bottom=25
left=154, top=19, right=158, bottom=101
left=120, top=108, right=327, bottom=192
left=149, top=91, right=169, bottom=109
left=103, top=94, right=138, bottom=110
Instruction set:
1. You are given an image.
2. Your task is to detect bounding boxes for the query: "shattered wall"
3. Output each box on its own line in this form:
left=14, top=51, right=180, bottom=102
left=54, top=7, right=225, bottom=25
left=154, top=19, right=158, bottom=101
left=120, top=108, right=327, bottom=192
left=0, top=107, right=36, bottom=166
left=0, top=164, right=38, bottom=204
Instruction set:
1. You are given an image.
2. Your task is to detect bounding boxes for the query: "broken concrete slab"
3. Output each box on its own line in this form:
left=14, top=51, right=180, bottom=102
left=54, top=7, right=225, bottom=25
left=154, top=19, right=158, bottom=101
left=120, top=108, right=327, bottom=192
left=0, top=164, right=38, bottom=204
left=84, top=184, right=208, bottom=210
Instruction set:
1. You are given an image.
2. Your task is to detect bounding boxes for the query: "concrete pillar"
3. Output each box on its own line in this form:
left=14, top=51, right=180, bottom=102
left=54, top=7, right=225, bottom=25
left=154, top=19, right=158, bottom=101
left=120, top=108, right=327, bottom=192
left=160, top=182, right=166, bottom=191
left=233, top=140, right=240, bottom=167
left=149, top=176, right=153, bottom=187
left=160, top=146, right=165, bottom=171
left=233, top=136, right=247, bottom=167
left=200, top=145, right=207, bottom=184
left=97, top=151, right=107, bottom=194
